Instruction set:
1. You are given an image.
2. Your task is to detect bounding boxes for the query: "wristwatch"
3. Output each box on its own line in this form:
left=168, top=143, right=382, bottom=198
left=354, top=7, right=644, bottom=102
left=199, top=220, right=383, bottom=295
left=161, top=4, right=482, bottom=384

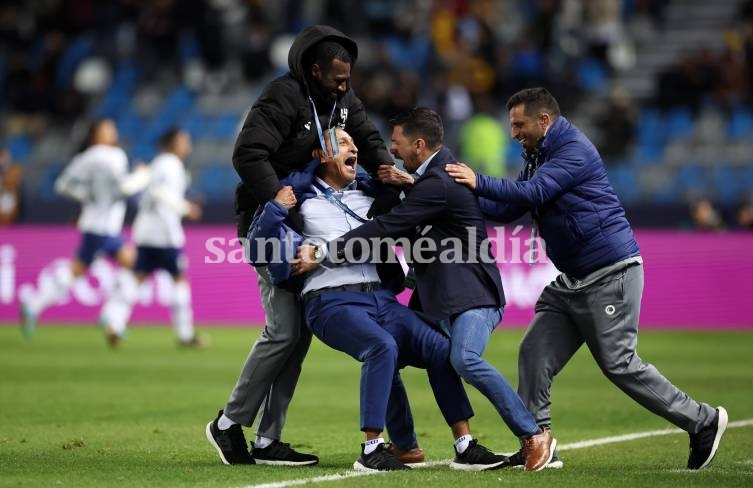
left=313, top=244, right=324, bottom=261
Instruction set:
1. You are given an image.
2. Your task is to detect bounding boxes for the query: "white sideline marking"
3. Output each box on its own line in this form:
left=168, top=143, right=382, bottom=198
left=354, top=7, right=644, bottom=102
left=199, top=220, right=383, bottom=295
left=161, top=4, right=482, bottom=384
left=240, top=418, right=753, bottom=488
left=559, top=419, right=753, bottom=451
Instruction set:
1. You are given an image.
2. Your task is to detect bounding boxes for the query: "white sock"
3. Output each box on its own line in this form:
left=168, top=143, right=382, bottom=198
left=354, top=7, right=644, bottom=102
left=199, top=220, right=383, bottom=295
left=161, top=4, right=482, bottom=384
left=364, top=437, right=385, bottom=455
left=255, top=435, right=274, bottom=449
left=454, top=434, right=473, bottom=454
left=217, top=414, right=237, bottom=431
left=100, top=269, right=138, bottom=335
left=170, top=281, right=194, bottom=342
left=29, top=264, right=75, bottom=315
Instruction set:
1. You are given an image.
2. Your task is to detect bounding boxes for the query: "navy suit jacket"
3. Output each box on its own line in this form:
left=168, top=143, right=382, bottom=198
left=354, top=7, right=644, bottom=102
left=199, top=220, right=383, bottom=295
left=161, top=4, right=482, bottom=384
left=330, top=146, right=505, bottom=321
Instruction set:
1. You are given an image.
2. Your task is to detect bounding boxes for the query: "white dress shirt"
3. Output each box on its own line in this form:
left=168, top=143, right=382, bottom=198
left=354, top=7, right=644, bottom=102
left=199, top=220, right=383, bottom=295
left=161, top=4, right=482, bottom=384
left=299, top=177, right=381, bottom=295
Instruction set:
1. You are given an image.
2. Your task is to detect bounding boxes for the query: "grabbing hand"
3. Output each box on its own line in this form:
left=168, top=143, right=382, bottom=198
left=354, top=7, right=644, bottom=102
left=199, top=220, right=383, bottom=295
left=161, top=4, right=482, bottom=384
left=274, top=185, right=297, bottom=209
left=292, top=245, right=321, bottom=275
left=445, top=163, right=477, bottom=190
left=377, top=164, right=414, bottom=186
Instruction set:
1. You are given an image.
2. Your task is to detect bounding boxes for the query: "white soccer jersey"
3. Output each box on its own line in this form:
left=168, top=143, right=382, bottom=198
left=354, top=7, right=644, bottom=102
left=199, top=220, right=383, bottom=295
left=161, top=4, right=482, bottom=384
left=132, top=152, right=190, bottom=248
left=55, top=144, right=129, bottom=236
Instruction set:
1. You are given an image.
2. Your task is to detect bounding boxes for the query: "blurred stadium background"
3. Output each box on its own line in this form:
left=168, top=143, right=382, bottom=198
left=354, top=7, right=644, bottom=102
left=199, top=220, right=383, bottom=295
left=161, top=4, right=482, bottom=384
left=1, top=0, right=753, bottom=328
left=1, top=2, right=752, bottom=486
left=2, top=0, right=753, bottom=226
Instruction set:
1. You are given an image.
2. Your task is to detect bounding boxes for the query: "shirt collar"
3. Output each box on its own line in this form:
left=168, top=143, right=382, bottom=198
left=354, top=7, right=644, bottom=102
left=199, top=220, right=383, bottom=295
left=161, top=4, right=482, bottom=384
left=313, top=176, right=357, bottom=193
left=413, top=149, right=441, bottom=178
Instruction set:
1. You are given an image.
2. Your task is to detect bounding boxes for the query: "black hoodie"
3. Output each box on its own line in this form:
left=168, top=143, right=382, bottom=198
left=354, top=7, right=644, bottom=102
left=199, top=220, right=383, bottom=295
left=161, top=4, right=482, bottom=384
left=232, top=25, right=392, bottom=234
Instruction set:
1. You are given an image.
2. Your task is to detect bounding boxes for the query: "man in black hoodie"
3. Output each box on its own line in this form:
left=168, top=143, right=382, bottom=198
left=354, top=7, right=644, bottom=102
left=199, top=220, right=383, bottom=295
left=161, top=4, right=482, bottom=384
left=206, top=25, right=405, bottom=466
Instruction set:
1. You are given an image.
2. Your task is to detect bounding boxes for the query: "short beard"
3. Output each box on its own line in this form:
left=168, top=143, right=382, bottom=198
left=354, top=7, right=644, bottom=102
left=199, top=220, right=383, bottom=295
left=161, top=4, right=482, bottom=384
left=310, top=81, right=339, bottom=106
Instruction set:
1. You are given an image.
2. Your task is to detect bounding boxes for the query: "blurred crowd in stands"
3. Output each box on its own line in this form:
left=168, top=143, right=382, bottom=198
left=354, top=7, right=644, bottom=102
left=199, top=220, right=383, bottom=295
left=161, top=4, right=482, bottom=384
left=1, top=0, right=752, bottom=228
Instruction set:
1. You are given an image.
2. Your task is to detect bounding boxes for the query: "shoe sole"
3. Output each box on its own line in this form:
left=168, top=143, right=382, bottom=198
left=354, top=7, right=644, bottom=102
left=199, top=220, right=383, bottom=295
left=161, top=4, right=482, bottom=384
left=205, top=422, right=231, bottom=465
left=404, top=461, right=427, bottom=468
left=449, top=458, right=509, bottom=471
left=352, top=460, right=411, bottom=472
left=255, top=458, right=318, bottom=466
left=697, top=406, right=728, bottom=470
left=527, top=438, right=557, bottom=472
left=512, top=459, right=564, bottom=469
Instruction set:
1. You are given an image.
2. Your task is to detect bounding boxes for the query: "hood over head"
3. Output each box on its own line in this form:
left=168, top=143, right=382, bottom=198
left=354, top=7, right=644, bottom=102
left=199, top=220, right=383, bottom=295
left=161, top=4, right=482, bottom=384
left=287, top=25, right=358, bottom=92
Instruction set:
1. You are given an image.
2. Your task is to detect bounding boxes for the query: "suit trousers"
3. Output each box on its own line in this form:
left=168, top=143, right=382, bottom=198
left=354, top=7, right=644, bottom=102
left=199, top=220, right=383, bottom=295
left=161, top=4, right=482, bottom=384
left=224, top=266, right=312, bottom=439
left=517, top=264, right=717, bottom=434
left=304, top=288, right=474, bottom=434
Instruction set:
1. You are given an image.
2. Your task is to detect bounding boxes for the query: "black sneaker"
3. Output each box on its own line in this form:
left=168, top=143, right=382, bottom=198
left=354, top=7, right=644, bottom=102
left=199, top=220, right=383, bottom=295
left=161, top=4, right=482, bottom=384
left=252, top=440, right=319, bottom=466
left=449, top=439, right=509, bottom=471
left=688, top=406, right=728, bottom=470
left=353, top=443, right=412, bottom=471
left=508, top=449, right=564, bottom=469
left=205, top=410, right=255, bottom=465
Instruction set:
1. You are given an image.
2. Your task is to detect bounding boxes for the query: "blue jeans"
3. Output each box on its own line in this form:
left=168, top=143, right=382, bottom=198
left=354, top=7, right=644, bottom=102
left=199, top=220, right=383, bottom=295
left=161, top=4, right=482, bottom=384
left=446, top=307, right=539, bottom=438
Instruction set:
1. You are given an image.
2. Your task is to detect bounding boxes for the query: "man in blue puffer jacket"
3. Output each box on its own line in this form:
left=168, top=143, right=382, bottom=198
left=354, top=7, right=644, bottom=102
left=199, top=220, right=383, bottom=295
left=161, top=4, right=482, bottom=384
left=446, top=87, right=726, bottom=471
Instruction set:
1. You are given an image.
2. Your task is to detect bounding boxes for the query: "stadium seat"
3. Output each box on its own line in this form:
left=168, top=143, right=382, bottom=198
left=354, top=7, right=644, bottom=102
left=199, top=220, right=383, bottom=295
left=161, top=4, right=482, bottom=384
left=39, top=164, right=64, bottom=201
left=206, top=112, right=242, bottom=141
left=577, top=58, right=608, bottom=92
left=198, top=166, right=240, bottom=201
left=183, top=110, right=209, bottom=141
left=607, top=165, right=640, bottom=204
left=55, top=34, right=94, bottom=88
left=7, top=135, right=32, bottom=162
left=727, top=106, right=753, bottom=141
left=634, top=107, right=665, bottom=164
left=676, top=165, right=709, bottom=197
left=665, top=107, right=694, bottom=141
left=712, top=166, right=744, bottom=205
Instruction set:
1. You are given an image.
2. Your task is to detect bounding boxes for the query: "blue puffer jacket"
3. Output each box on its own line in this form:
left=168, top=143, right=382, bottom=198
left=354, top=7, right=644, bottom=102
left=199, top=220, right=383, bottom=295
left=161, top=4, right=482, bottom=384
left=476, top=116, right=640, bottom=278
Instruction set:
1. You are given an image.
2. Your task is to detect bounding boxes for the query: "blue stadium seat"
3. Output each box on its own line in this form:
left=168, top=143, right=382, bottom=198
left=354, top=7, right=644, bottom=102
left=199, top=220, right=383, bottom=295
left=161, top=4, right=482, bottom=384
left=131, top=143, right=156, bottom=163
left=665, top=107, right=694, bottom=141
left=607, top=165, right=639, bottom=204
left=577, top=58, right=608, bottom=92
left=7, top=135, right=32, bottom=162
left=91, top=63, right=139, bottom=119
left=712, top=166, right=744, bottom=205
left=633, top=141, right=664, bottom=166
left=206, top=112, right=242, bottom=141
left=183, top=110, right=209, bottom=140
left=676, top=165, right=709, bottom=195
left=198, top=166, right=240, bottom=201
left=117, top=108, right=146, bottom=143
left=635, top=107, right=665, bottom=154
left=56, top=34, right=94, bottom=88
left=727, top=106, right=753, bottom=140
left=39, top=164, right=64, bottom=201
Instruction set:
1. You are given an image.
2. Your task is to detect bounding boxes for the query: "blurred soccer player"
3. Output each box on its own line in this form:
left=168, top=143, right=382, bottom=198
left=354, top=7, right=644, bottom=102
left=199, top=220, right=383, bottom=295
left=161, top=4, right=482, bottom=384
left=20, top=119, right=138, bottom=339
left=99, top=128, right=203, bottom=348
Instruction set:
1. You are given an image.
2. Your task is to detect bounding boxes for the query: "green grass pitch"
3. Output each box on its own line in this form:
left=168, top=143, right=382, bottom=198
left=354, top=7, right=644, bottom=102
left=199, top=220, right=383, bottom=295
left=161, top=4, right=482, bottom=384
left=1, top=325, right=752, bottom=487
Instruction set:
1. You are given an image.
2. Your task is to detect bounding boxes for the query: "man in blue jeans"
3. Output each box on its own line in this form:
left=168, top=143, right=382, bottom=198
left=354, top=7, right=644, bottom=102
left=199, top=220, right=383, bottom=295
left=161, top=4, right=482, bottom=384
left=297, top=108, right=556, bottom=471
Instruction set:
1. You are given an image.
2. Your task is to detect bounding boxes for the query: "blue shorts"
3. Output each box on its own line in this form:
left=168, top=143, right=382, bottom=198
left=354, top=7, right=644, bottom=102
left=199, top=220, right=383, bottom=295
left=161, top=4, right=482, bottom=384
left=76, top=233, right=125, bottom=266
left=134, top=246, right=184, bottom=278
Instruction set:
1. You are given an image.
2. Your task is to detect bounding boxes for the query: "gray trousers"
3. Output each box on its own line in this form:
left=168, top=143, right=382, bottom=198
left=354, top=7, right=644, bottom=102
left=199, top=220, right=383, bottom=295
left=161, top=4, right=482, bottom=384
left=224, top=267, right=312, bottom=439
left=518, top=264, right=716, bottom=434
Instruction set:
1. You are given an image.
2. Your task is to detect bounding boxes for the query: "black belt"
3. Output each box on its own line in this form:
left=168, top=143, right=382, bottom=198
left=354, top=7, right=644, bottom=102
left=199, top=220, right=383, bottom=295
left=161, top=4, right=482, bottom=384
left=303, top=281, right=382, bottom=302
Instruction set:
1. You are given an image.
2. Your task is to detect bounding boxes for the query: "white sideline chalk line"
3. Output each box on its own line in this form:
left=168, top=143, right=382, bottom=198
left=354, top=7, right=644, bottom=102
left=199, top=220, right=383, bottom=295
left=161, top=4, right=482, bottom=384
left=241, top=418, right=753, bottom=488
